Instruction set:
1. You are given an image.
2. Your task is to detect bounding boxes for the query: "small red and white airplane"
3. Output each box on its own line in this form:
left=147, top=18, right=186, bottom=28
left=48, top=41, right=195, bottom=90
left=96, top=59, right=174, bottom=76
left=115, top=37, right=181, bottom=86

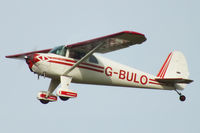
left=6, top=31, right=193, bottom=104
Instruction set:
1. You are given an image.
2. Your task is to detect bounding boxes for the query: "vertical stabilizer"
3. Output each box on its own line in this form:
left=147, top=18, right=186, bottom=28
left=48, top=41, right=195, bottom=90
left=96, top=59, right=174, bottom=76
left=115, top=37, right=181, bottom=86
left=157, top=51, right=189, bottom=79
left=156, top=51, right=193, bottom=101
left=156, top=51, right=193, bottom=90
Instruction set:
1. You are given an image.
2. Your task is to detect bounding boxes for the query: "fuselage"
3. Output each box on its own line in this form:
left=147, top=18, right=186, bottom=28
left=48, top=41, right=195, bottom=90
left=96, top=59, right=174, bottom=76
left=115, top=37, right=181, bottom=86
left=28, top=53, right=175, bottom=90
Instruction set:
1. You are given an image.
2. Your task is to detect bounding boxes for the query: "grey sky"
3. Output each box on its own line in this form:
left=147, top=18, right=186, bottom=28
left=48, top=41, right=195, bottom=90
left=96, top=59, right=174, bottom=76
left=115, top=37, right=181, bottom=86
left=0, top=0, right=199, bottom=133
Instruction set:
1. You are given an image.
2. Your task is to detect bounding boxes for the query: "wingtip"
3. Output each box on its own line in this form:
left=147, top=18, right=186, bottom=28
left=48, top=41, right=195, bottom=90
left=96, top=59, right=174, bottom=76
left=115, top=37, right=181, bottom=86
left=5, top=55, right=14, bottom=58
left=122, top=30, right=146, bottom=36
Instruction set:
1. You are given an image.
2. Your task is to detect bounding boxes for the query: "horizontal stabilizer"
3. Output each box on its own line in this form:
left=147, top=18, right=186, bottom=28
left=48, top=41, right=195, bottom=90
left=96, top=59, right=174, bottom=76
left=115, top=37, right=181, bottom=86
left=155, top=78, right=193, bottom=84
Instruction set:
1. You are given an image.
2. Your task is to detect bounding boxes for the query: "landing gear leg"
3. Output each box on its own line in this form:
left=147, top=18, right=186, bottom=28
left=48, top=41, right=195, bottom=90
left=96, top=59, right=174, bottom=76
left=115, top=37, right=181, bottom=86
left=37, top=79, right=60, bottom=104
left=46, top=79, right=60, bottom=98
left=56, top=76, right=77, bottom=101
left=175, top=89, right=186, bottom=102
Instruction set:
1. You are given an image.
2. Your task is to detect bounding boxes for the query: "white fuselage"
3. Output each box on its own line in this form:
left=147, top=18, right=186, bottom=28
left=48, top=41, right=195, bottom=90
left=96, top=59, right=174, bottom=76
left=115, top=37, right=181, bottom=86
left=31, top=53, right=175, bottom=90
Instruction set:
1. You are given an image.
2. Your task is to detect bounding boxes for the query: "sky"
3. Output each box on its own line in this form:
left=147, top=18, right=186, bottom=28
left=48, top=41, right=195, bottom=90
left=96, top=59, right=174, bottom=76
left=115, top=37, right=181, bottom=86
left=0, top=0, right=199, bottom=133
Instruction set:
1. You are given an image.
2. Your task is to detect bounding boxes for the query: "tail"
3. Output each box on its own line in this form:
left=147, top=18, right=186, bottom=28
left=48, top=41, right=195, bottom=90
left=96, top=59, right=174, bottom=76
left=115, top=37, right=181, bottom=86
left=156, top=51, right=193, bottom=90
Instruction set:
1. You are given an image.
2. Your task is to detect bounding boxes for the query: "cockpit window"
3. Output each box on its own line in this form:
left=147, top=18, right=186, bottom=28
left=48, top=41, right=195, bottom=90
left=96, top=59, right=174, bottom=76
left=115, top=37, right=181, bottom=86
left=49, top=45, right=98, bottom=64
left=69, top=51, right=86, bottom=59
left=89, top=55, right=98, bottom=64
left=49, top=45, right=67, bottom=56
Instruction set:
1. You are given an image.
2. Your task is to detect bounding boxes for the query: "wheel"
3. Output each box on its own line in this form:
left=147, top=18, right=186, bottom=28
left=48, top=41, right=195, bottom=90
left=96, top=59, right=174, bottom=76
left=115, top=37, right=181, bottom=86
left=40, top=99, right=49, bottom=104
left=179, top=95, right=186, bottom=102
left=59, top=96, right=70, bottom=101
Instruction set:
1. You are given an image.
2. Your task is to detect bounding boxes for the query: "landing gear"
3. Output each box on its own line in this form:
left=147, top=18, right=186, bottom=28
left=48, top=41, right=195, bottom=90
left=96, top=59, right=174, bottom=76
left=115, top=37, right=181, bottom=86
left=37, top=91, right=57, bottom=104
left=175, top=89, right=186, bottom=102
left=56, top=76, right=77, bottom=101
left=37, top=76, right=77, bottom=104
left=56, top=89, right=77, bottom=101
left=179, top=95, right=186, bottom=101
left=39, top=99, right=49, bottom=104
left=59, top=96, right=70, bottom=101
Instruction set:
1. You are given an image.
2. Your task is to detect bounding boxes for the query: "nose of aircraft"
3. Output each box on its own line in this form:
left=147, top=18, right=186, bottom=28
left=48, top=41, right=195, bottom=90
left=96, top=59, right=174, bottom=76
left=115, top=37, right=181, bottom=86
left=24, top=54, right=37, bottom=71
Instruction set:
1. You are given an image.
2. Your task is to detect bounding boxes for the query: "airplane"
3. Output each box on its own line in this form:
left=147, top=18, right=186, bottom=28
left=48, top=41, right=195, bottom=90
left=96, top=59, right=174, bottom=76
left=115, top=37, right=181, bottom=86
left=6, top=31, right=193, bottom=104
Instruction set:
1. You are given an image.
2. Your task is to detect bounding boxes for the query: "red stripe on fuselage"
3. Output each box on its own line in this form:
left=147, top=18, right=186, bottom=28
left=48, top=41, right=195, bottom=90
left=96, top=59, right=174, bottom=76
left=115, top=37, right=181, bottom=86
left=149, top=79, right=156, bottom=81
left=48, top=60, right=73, bottom=66
left=49, top=57, right=76, bottom=63
left=48, top=60, right=104, bottom=73
left=149, top=79, right=166, bottom=85
left=48, top=57, right=104, bottom=69
left=149, top=81, right=160, bottom=85
left=78, top=65, right=104, bottom=73
left=81, top=62, right=104, bottom=69
left=149, top=79, right=160, bottom=85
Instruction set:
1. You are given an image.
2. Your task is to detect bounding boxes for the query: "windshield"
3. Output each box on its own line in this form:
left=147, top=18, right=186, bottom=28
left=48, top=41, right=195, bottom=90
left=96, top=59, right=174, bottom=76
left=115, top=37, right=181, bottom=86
left=49, top=45, right=67, bottom=56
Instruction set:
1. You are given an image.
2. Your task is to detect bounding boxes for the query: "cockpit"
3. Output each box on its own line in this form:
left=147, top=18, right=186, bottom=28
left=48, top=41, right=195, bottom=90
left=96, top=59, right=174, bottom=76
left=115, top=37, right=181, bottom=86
left=49, top=45, right=98, bottom=64
left=49, top=45, right=67, bottom=56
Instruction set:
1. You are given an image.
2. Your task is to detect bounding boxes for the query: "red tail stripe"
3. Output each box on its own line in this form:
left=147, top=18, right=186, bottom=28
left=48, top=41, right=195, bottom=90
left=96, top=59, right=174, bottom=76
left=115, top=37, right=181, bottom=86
left=157, top=52, right=172, bottom=77
left=160, top=55, right=172, bottom=78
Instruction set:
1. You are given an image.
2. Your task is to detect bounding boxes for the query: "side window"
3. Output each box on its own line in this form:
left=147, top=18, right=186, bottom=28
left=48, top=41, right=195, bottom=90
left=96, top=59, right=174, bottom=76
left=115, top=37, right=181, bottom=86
left=69, top=51, right=85, bottom=59
left=89, top=55, right=98, bottom=64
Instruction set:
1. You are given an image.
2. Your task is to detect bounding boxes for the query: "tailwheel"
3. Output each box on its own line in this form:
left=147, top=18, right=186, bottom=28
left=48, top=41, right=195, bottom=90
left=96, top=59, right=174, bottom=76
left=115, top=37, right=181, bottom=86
left=179, top=95, right=186, bottom=102
left=59, top=96, right=70, bottom=101
left=40, top=99, right=49, bottom=104
left=175, top=89, right=186, bottom=102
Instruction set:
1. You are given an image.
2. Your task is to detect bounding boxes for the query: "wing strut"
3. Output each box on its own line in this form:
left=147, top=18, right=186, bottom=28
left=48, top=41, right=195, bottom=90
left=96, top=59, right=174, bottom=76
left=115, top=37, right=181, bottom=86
left=46, top=79, right=60, bottom=96
left=62, top=41, right=105, bottom=76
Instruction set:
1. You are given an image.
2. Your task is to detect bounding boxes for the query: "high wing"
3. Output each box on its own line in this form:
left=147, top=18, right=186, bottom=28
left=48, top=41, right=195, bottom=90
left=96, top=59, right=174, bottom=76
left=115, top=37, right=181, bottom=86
left=6, top=31, right=146, bottom=59
left=5, top=48, right=51, bottom=59
left=67, top=31, right=146, bottom=53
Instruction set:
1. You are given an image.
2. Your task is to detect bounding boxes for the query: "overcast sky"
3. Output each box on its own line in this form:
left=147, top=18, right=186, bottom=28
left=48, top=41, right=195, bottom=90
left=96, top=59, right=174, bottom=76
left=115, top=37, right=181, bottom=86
left=0, top=0, right=199, bottom=133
